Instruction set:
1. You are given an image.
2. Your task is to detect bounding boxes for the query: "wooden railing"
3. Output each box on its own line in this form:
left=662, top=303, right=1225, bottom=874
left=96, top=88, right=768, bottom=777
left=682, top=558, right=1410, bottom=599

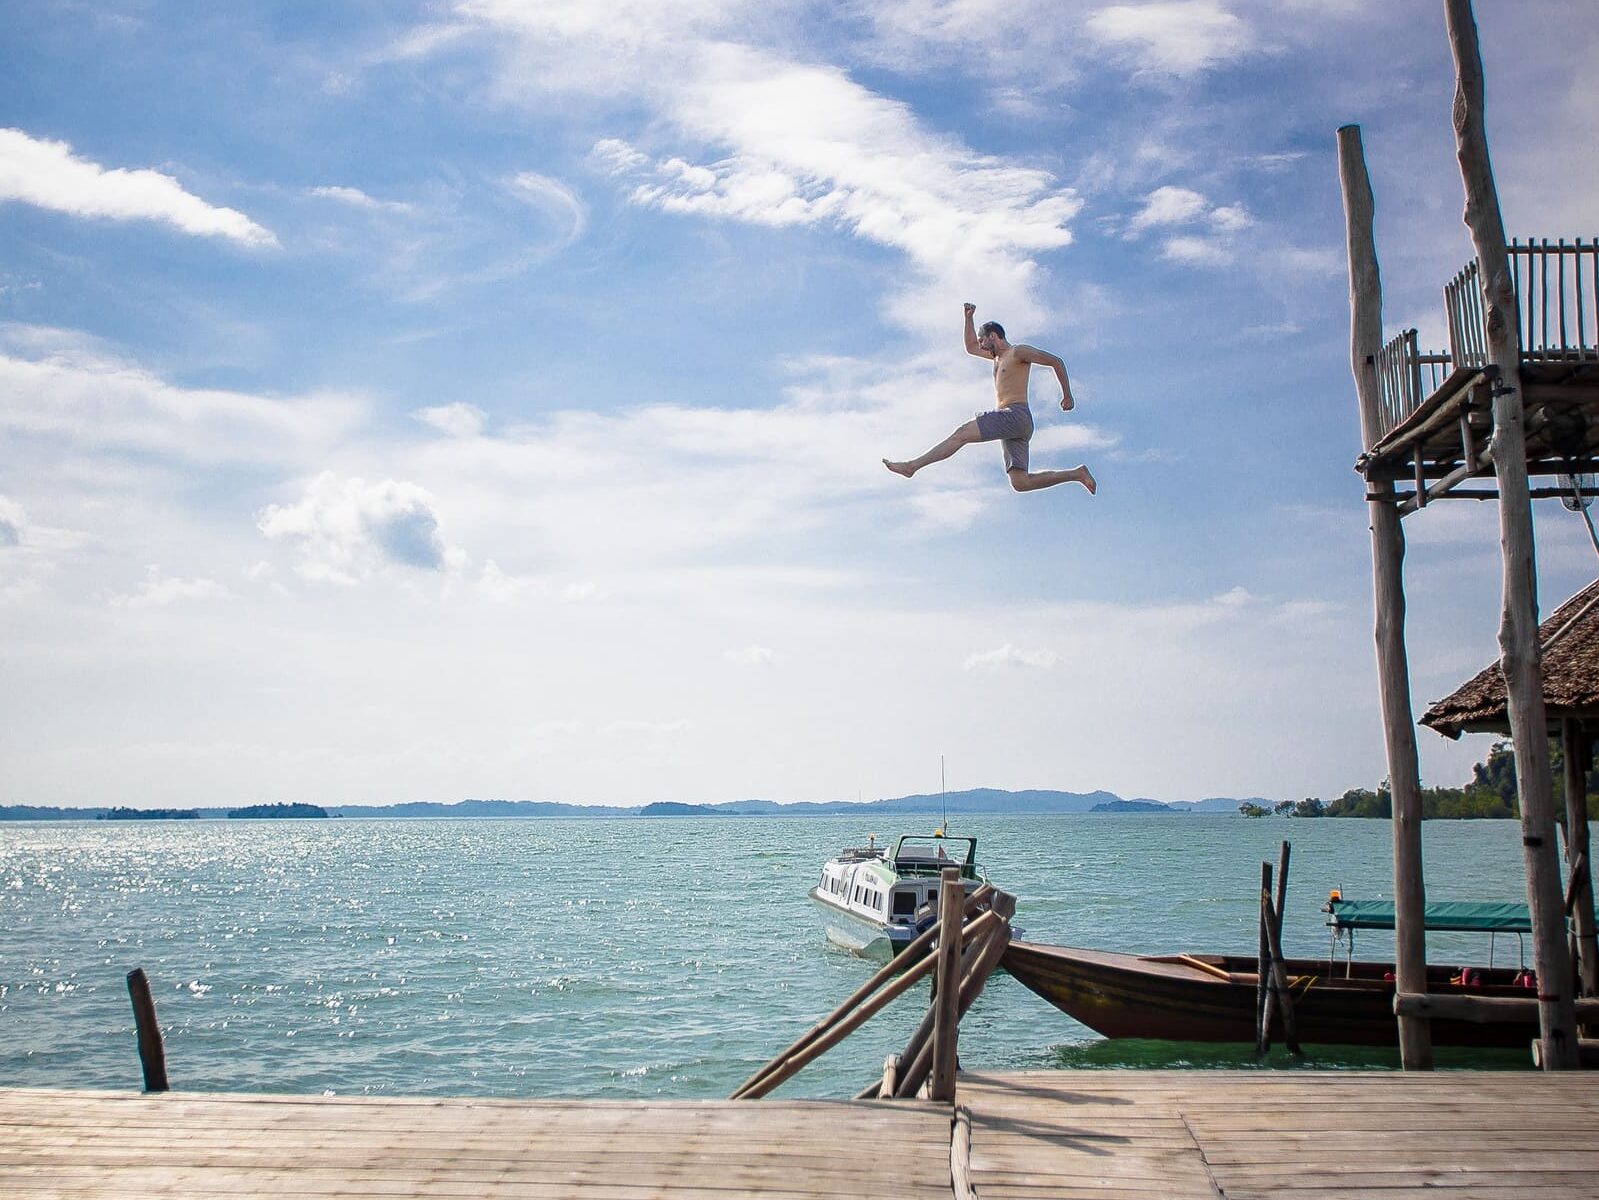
left=1375, top=237, right=1597, bottom=438
left=1375, top=328, right=1451, bottom=438
left=1511, top=238, right=1599, bottom=361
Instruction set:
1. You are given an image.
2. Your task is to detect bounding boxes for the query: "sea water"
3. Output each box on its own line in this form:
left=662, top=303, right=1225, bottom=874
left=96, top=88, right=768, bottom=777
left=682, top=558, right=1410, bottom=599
left=0, top=814, right=1538, bottom=1098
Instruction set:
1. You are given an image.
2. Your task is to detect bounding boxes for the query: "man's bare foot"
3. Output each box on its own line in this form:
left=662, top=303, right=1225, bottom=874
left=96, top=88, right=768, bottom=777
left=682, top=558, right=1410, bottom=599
left=1078, top=465, right=1097, bottom=494
left=883, top=459, right=917, bottom=478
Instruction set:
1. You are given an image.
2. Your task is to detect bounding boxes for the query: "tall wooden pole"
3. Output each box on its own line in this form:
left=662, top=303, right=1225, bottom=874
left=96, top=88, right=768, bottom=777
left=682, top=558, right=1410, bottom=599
left=1338, top=123, right=1432, bottom=1070
left=1444, top=0, right=1578, bottom=1068
left=1561, top=719, right=1597, bottom=1001
left=929, top=866, right=963, bottom=1101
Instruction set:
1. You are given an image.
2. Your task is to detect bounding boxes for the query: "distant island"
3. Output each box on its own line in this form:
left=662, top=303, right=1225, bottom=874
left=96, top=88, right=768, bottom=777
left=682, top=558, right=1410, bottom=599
left=2, top=788, right=1254, bottom=821
left=228, top=803, right=329, bottom=820
left=99, top=806, right=200, bottom=821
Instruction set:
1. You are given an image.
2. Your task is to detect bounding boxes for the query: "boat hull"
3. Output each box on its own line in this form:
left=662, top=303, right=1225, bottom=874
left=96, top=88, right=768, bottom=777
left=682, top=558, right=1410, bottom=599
left=1002, top=940, right=1539, bottom=1048
left=810, top=890, right=918, bottom=960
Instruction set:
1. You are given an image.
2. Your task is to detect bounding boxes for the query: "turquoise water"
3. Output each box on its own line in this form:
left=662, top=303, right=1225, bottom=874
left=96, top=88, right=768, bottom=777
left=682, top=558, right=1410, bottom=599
left=0, top=814, right=1538, bottom=1098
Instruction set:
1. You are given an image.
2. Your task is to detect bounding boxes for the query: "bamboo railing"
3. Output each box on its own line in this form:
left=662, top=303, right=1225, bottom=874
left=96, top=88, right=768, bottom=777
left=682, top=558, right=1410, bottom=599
left=1375, top=238, right=1598, bottom=438
left=731, top=870, right=1014, bottom=1103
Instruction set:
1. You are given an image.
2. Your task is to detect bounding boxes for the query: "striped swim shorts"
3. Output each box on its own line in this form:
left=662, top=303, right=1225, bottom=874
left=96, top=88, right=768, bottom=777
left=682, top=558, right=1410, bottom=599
left=974, top=404, right=1033, bottom=472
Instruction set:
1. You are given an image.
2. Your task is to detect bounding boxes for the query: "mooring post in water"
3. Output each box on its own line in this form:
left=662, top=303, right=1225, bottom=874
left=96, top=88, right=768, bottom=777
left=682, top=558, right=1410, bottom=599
left=1256, top=861, right=1273, bottom=1054
left=126, top=968, right=169, bottom=1093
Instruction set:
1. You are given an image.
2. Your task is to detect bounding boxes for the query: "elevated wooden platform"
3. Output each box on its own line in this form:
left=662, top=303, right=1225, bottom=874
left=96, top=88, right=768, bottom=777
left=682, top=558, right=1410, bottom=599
left=7, top=1071, right=1598, bottom=1197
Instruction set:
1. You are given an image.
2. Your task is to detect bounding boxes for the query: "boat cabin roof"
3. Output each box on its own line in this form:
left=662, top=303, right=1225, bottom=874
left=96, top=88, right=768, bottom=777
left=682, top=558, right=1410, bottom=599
left=891, top=834, right=978, bottom=880
left=1327, top=898, right=1533, bottom=933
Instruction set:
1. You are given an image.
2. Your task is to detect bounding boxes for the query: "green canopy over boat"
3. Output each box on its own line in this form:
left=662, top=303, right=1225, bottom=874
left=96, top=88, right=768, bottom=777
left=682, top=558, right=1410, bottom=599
left=1326, top=898, right=1532, bottom=933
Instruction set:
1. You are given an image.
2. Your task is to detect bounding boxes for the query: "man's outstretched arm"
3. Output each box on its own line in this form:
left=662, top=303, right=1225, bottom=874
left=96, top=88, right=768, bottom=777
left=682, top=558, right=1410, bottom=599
left=963, top=303, right=989, bottom=358
left=1018, top=344, right=1074, bottom=410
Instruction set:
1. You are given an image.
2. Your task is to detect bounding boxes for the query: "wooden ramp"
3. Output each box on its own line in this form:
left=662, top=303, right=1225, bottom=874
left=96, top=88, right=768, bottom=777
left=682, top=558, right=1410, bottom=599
left=958, top=1069, right=1599, bottom=1199
left=0, top=1088, right=954, bottom=1199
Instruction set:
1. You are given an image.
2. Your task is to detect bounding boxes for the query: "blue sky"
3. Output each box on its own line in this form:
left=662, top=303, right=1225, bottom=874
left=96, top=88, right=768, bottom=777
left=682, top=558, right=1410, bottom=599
left=3, top=0, right=1596, bottom=809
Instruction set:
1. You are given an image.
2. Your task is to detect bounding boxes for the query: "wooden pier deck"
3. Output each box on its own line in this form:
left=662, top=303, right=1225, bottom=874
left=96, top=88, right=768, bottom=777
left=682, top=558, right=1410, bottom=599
left=5, top=1070, right=1598, bottom=1198
left=959, top=1070, right=1599, bottom=1199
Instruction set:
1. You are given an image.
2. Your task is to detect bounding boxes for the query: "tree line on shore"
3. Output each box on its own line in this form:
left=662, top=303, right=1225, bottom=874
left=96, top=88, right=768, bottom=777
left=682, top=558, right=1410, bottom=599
left=1242, top=738, right=1599, bottom=820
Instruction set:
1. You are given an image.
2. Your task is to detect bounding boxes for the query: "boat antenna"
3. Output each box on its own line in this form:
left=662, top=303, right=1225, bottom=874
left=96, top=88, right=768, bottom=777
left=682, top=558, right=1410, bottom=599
left=941, top=754, right=947, bottom=835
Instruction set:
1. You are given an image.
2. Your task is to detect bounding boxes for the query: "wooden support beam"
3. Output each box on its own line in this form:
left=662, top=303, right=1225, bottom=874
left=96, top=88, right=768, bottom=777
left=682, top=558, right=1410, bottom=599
left=1339, top=121, right=1432, bottom=1070
left=1394, top=991, right=1599, bottom=1023
left=1532, top=1037, right=1599, bottom=1069
left=1446, top=0, right=1579, bottom=1068
left=1562, top=720, right=1598, bottom=1006
left=1397, top=443, right=1495, bottom=514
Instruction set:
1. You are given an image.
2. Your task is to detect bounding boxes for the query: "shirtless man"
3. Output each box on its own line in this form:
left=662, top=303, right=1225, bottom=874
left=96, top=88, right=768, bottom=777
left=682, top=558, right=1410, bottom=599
left=883, top=304, right=1097, bottom=494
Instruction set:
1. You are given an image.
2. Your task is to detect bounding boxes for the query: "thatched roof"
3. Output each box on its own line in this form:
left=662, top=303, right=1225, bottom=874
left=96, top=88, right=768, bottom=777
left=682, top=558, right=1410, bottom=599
left=1421, top=577, right=1599, bottom=739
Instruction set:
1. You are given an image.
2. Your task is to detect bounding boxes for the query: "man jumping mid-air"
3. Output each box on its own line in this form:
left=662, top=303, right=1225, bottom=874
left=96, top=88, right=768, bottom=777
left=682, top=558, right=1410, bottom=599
left=883, top=304, right=1097, bottom=494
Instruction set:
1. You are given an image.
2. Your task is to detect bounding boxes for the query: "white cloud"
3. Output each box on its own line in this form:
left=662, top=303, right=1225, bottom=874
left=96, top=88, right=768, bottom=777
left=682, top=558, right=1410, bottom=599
left=0, top=128, right=277, bottom=247
left=1126, top=184, right=1253, bottom=265
left=0, top=325, right=365, bottom=465
left=0, top=495, right=25, bottom=547
left=451, top=8, right=1080, bottom=336
left=724, top=644, right=777, bottom=666
left=964, top=643, right=1060, bottom=670
left=415, top=402, right=486, bottom=437
left=111, top=569, right=233, bottom=608
left=258, top=472, right=464, bottom=585
left=1162, top=234, right=1232, bottom=265
left=310, top=185, right=415, bottom=213
left=1127, top=185, right=1209, bottom=233
left=1087, top=2, right=1253, bottom=77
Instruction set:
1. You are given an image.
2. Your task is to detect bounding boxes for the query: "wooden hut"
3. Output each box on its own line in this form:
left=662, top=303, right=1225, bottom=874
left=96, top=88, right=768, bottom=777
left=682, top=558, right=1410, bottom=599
left=1339, top=0, right=1599, bottom=1069
left=1421, top=580, right=1599, bottom=1003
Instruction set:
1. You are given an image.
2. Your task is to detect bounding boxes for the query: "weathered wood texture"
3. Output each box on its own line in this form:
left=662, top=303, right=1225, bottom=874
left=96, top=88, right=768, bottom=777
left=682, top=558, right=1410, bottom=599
left=1338, top=121, right=1432, bottom=1070
left=0, top=1089, right=953, bottom=1199
left=1445, top=0, right=1579, bottom=1069
left=959, top=1069, right=1599, bottom=1200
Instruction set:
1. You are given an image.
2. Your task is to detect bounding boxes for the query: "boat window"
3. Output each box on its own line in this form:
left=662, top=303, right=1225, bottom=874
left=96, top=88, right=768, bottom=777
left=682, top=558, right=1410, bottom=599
left=892, top=891, right=916, bottom=917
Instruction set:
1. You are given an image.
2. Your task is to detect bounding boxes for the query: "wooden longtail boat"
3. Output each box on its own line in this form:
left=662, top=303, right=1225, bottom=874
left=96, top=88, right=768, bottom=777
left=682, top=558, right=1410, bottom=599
left=1001, top=941, right=1540, bottom=1048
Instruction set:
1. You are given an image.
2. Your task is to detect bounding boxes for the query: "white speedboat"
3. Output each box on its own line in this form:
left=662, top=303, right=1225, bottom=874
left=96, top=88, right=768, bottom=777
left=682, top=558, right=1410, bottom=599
left=809, top=832, right=984, bottom=960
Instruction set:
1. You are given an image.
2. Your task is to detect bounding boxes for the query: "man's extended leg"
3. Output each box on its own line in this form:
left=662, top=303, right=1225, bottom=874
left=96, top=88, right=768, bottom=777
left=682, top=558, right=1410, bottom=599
left=1007, top=465, right=1097, bottom=493
left=884, top=420, right=982, bottom=478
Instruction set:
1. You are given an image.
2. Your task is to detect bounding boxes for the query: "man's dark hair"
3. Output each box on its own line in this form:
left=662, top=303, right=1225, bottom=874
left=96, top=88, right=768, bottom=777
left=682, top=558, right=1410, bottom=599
left=978, top=320, right=1005, bottom=340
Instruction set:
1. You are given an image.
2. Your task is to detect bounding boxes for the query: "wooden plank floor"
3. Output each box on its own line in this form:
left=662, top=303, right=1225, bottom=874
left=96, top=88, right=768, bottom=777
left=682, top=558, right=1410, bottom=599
left=0, top=1089, right=955, bottom=1199
left=959, top=1070, right=1599, bottom=1200
left=9, top=1072, right=1599, bottom=1198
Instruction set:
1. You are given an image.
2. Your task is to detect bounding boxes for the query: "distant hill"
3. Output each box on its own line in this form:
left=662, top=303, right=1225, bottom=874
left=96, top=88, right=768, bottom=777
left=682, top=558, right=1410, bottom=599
left=2, top=788, right=1272, bottom=820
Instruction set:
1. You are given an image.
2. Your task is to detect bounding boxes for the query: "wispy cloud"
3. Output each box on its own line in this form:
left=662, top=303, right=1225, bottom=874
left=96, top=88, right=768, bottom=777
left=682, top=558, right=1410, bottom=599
left=1125, top=184, right=1254, bottom=264
left=0, top=127, right=277, bottom=247
left=1086, top=2, right=1254, bottom=77
left=111, top=569, right=233, bottom=608
left=309, top=184, right=415, bottom=214
left=0, top=325, right=364, bottom=465
left=415, top=402, right=486, bottom=438
left=964, top=643, right=1060, bottom=670
left=453, top=9, right=1080, bottom=336
left=724, top=644, right=777, bottom=666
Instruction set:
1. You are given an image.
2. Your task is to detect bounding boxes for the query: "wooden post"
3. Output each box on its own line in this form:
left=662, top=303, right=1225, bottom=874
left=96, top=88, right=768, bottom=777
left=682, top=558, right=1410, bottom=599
left=929, top=866, right=963, bottom=1102
left=1338, top=121, right=1433, bottom=1070
left=1444, top=0, right=1578, bottom=1069
left=1256, top=861, right=1273, bottom=1055
left=126, top=968, right=169, bottom=1093
left=1562, top=719, right=1598, bottom=1003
